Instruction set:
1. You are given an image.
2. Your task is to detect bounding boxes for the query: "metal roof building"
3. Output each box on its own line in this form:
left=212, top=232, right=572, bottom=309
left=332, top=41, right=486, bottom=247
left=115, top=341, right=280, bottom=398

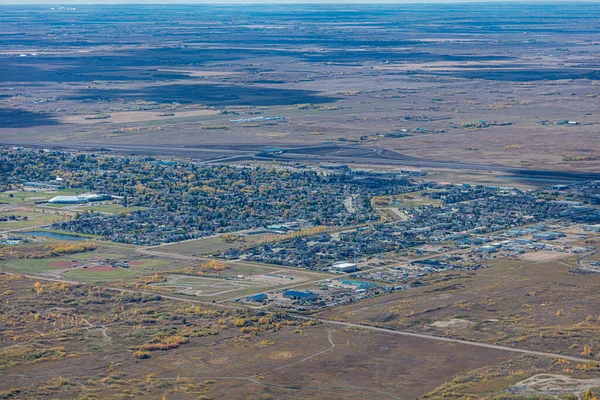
left=246, top=293, right=268, bottom=302
left=330, top=262, right=359, bottom=273
left=48, top=193, right=111, bottom=204
left=283, top=290, right=318, bottom=301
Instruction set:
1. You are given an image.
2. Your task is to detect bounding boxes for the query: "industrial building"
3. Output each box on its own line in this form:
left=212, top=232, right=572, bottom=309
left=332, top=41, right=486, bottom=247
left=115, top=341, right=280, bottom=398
left=475, top=245, right=498, bottom=253
left=330, top=262, right=359, bottom=273
left=47, top=193, right=111, bottom=204
left=246, top=293, right=268, bottom=303
left=283, top=290, right=318, bottom=301
left=532, top=232, right=565, bottom=241
left=583, top=224, right=600, bottom=232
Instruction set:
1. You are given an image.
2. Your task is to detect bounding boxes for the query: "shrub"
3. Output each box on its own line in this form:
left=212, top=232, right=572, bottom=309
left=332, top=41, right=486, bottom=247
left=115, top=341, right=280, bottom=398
left=133, top=351, right=151, bottom=359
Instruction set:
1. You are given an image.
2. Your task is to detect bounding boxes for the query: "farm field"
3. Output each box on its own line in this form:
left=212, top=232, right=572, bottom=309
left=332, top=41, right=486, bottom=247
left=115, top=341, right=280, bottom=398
left=1, top=4, right=600, bottom=175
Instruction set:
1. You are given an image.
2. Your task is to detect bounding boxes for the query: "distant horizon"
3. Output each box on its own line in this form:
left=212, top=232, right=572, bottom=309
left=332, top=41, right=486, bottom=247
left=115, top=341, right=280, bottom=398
left=1, top=0, right=599, bottom=4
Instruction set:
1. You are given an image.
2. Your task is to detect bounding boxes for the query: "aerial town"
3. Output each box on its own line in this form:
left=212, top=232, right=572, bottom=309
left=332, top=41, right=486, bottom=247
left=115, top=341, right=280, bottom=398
left=2, top=3, right=600, bottom=400
left=2, top=146, right=600, bottom=314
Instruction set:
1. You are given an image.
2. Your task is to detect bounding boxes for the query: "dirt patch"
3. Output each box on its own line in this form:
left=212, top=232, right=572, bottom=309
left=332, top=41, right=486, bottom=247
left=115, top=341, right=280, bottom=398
left=518, top=251, right=573, bottom=262
left=207, top=357, right=230, bottom=366
left=49, top=261, right=76, bottom=268
left=509, top=374, right=600, bottom=398
left=432, top=319, right=475, bottom=329
left=128, top=261, right=144, bottom=266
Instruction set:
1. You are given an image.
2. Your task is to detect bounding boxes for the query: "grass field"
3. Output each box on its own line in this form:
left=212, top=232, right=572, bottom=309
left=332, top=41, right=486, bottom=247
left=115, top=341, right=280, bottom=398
left=0, top=189, right=84, bottom=205
left=2, top=258, right=72, bottom=275
left=0, top=211, right=68, bottom=231
left=71, top=253, right=169, bottom=269
left=62, top=267, right=138, bottom=282
left=0, top=274, right=526, bottom=400
left=157, top=233, right=280, bottom=255
left=2, top=272, right=599, bottom=400
left=2, top=251, right=171, bottom=282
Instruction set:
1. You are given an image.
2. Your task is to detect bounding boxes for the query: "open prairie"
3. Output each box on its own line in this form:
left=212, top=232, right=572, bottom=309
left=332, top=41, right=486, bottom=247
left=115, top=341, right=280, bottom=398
left=1, top=4, right=600, bottom=174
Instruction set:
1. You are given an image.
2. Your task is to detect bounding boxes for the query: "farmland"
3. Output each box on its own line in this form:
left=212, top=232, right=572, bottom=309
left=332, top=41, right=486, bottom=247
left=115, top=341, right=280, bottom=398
left=0, top=4, right=599, bottom=174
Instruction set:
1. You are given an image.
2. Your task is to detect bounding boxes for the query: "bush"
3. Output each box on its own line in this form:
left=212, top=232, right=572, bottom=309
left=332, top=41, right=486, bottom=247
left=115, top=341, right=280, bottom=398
left=133, top=350, right=151, bottom=359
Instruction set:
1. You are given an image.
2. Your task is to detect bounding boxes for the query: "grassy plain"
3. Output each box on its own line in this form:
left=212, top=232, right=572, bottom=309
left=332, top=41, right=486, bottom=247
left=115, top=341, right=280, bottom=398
left=2, top=5, right=600, bottom=174
left=157, top=233, right=280, bottom=255
left=1, top=274, right=599, bottom=399
left=320, top=255, right=600, bottom=360
left=0, top=210, right=68, bottom=231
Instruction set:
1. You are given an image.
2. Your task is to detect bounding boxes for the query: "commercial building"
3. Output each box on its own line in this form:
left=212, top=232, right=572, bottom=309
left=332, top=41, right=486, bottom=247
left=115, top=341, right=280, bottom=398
left=476, top=245, right=498, bottom=253
left=283, top=290, right=318, bottom=301
left=330, top=262, right=359, bottom=273
left=47, top=193, right=111, bottom=204
left=583, top=224, right=600, bottom=232
left=532, top=232, right=565, bottom=241
left=246, top=293, right=268, bottom=303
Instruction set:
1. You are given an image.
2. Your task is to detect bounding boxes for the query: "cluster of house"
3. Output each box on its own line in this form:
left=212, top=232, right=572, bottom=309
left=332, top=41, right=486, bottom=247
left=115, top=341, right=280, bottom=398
left=1, top=235, right=27, bottom=245
left=41, top=153, right=428, bottom=245
left=222, top=186, right=587, bottom=269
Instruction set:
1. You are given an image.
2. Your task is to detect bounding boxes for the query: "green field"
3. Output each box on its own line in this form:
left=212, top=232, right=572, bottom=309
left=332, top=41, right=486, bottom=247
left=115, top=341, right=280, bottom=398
left=2, top=253, right=169, bottom=281
left=3, top=257, right=140, bottom=282
left=0, top=211, right=68, bottom=231
left=63, top=268, right=138, bottom=282
left=2, top=258, right=71, bottom=274
left=0, top=189, right=83, bottom=205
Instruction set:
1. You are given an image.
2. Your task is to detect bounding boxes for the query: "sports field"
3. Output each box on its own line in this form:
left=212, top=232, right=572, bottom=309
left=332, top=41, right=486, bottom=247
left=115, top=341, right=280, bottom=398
left=2, top=253, right=169, bottom=282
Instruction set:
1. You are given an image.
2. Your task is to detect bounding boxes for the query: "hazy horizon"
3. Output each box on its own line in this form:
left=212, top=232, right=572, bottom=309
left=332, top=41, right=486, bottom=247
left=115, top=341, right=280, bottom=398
left=1, top=0, right=598, bottom=4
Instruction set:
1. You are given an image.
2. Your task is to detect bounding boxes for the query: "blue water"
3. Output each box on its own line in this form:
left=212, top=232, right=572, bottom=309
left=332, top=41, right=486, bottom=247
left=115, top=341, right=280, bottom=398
left=21, top=231, right=88, bottom=241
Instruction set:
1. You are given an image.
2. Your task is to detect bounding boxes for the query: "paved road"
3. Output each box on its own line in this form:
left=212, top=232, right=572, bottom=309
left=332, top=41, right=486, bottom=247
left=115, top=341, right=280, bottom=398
left=5, top=141, right=600, bottom=181
left=307, top=318, right=595, bottom=364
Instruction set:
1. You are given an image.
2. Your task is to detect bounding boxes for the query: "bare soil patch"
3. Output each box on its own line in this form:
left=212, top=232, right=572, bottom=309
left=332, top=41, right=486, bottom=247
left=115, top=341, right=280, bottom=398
left=48, top=261, right=76, bottom=268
